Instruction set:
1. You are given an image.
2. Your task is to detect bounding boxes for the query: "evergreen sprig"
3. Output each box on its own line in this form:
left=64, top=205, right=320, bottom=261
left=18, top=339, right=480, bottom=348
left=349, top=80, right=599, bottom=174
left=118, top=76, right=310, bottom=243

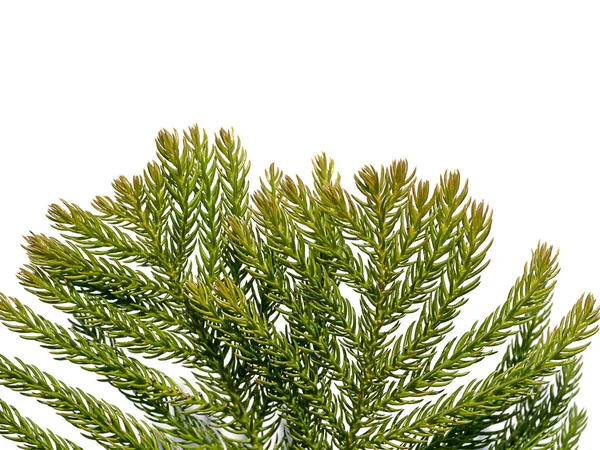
left=0, top=125, right=597, bottom=449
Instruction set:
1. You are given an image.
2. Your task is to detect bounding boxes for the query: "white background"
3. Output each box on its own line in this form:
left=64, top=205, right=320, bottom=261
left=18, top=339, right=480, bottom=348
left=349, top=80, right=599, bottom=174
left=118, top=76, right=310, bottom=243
left=0, top=2, right=599, bottom=449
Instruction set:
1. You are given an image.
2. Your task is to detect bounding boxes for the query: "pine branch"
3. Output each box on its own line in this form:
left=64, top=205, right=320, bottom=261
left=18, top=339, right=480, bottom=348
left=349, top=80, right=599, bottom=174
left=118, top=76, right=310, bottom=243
left=0, top=125, right=597, bottom=449
left=415, top=253, right=558, bottom=450
left=0, top=397, right=84, bottom=450
left=388, top=242, right=557, bottom=414
left=367, top=294, right=599, bottom=448
left=0, top=353, right=175, bottom=449
left=0, top=294, right=230, bottom=447
left=550, top=404, right=587, bottom=450
left=491, top=358, right=582, bottom=450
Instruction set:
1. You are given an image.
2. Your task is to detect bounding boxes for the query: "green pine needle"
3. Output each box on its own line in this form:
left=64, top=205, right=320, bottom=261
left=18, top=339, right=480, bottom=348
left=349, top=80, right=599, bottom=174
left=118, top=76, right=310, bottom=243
left=0, top=126, right=597, bottom=450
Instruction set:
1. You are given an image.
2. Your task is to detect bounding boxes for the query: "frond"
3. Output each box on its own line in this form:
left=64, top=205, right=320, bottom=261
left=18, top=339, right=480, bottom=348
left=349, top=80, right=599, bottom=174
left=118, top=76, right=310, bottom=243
left=0, top=126, right=597, bottom=450
left=0, top=397, right=83, bottom=450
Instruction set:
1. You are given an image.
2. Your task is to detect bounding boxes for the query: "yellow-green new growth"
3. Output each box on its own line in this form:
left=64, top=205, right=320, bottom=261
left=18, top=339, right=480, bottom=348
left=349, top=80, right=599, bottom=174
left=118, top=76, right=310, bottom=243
left=0, top=126, right=597, bottom=450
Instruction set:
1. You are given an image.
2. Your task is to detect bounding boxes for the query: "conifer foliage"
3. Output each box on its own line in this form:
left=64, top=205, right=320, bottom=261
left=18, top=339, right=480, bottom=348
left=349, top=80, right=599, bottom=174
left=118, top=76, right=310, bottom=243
left=0, top=126, right=598, bottom=449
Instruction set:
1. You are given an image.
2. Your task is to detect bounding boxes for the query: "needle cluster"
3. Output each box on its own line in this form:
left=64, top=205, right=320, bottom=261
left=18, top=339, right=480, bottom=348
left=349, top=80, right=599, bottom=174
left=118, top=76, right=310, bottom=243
left=0, top=126, right=597, bottom=449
